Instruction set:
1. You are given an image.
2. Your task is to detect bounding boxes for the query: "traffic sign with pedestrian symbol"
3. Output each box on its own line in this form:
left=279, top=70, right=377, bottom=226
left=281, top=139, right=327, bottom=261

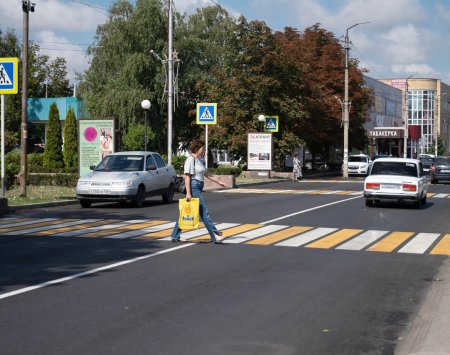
left=196, top=103, right=217, bottom=125
left=0, top=58, right=19, bottom=95
left=264, top=116, right=279, bottom=132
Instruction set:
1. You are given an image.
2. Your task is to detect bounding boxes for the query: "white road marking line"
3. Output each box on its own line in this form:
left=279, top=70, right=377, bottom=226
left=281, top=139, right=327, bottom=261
left=0, top=218, right=58, bottom=230
left=53, top=220, right=149, bottom=237
left=0, top=244, right=194, bottom=301
left=433, top=193, right=449, bottom=198
left=158, top=223, right=240, bottom=241
left=398, top=233, right=441, bottom=254
left=261, top=195, right=362, bottom=225
left=224, top=225, right=288, bottom=244
left=275, top=227, right=338, bottom=247
left=105, top=222, right=175, bottom=239
left=336, top=230, right=389, bottom=251
left=2, top=219, right=100, bottom=236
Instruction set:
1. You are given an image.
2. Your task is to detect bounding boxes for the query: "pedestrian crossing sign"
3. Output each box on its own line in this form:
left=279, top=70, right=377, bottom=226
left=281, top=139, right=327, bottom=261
left=264, top=116, right=279, bottom=132
left=197, top=103, right=217, bottom=125
left=0, top=58, right=19, bottom=95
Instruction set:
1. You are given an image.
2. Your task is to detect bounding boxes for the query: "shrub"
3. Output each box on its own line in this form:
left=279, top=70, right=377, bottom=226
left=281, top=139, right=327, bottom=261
left=208, top=164, right=242, bottom=176
left=28, top=153, right=44, bottom=172
left=3, top=151, right=20, bottom=188
left=27, top=173, right=79, bottom=187
left=171, top=155, right=187, bottom=174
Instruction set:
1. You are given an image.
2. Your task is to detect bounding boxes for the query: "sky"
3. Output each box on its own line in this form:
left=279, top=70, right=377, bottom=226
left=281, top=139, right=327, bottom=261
left=1, top=0, right=450, bottom=84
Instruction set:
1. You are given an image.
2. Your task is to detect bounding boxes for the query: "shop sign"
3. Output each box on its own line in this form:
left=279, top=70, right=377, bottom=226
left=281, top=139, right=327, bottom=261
left=368, top=129, right=404, bottom=138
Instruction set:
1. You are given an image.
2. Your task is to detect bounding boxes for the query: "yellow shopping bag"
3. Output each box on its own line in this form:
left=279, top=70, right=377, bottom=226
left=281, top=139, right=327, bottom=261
left=178, top=198, right=200, bottom=230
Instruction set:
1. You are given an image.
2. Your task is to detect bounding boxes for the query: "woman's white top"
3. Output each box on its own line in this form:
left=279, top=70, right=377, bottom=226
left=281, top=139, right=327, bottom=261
left=184, top=155, right=206, bottom=182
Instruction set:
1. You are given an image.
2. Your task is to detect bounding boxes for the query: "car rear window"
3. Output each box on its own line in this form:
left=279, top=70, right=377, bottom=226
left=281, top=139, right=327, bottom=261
left=370, top=161, right=418, bottom=177
left=435, top=158, right=450, bottom=165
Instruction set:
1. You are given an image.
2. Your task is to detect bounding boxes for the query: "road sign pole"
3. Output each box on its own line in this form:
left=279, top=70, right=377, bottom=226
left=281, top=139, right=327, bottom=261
left=205, top=125, right=208, bottom=168
left=1, top=94, right=5, bottom=197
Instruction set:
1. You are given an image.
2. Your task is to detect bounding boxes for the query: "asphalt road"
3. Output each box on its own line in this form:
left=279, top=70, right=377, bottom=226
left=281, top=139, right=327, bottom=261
left=1, top=178, right=450, bottom=355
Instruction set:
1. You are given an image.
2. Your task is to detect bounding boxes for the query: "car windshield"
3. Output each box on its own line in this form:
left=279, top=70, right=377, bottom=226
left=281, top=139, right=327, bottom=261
left=349, top=156, right=368, bottom=163
left=370, top=161, right=418, bottom=177
left=419, top=158, right=434, bottom=165
left=95, top=155, right=144, bottom=172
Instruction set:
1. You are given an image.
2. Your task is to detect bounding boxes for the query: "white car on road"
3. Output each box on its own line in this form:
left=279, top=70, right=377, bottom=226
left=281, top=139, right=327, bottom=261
left=364, top=157, right=428, bottom=208
left=76, top=151, right=176, bottom=208
left=347, top=154, right=372, bottom=176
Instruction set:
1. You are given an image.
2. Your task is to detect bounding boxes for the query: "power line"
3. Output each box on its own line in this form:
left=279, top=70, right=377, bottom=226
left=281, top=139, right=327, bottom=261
left=68, top=0, right=109, bottom=13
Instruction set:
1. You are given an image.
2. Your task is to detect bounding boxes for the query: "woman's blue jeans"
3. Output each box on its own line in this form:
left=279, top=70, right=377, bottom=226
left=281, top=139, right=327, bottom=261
left=171, top=179, right=218, bottom=242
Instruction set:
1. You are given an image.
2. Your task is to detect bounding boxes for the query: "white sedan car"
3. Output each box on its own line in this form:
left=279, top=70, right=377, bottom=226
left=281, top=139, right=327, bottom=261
left=364, top=158, right=428, bottom=208
left=76, top=151, right=176, bottom=208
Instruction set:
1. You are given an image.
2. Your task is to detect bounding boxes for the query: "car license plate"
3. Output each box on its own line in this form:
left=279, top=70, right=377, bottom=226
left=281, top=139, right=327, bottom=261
left=381, top=184, right=400, bottom=190
left=89, top=189, right=110, bottom=194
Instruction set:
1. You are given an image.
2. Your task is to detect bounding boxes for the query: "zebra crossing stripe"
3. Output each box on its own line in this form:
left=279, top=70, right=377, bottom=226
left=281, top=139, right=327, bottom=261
left=132, top=222, right=179, bottom=240
left=430, top=234, right=450, bottom=255
left=336, top=230, right=389, bottom=251
left=102, top=220, right=172, bottom=239
left=35, top=219, right=113, bottom=236
left=427, top=192, right=436, bottom=197
left=246, top=226, right=313, bottom=245
left=54, top=219, right=132, bottom=237
left=78, top=220, right=154, bottom=238
left=158, top=223, right=241, bottom=242
left=190, top=224, right=262, bottom=243
left=433, top=193, right=449, bottom=198
left=224, top=225, right=288, bottom=244
left=275, top=227, right=338, bottom=247
left=305, top=229, right=363, bottom=249
left=8, top=219, right=88, bottom=236
left=0, top=218, right=58, bottom=232
left=398, top=233, right=441, bottom=254
left=367, top=231, right=414, bottom=253
left=0, top=217, right=30, bottom=226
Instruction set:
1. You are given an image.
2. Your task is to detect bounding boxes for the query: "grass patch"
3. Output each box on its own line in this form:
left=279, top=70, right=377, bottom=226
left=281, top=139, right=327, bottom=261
left=5, top=185, right=76, bottom=205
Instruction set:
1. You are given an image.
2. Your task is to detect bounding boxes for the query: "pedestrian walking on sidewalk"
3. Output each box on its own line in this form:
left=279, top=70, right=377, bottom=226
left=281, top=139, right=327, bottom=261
left=171, top=139, right=227, bottom=244
left=293, top=153, right=302, bottom=181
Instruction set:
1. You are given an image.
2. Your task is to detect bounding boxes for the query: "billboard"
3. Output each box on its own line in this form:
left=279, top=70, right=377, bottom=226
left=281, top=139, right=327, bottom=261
left=247, top=133, right=272, bottom=171
left=78, top=119, right=115, bottom=176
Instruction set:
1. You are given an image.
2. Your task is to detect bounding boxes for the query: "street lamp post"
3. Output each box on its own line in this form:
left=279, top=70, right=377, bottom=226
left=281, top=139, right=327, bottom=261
left=141, top=99, right=151, bottom=151
left=258, top=114, right=265, bottom=132
left=343, top=22, right=369, bottom=178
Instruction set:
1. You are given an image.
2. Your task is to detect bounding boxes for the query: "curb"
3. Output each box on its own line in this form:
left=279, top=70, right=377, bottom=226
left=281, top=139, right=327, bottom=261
left=6, top=200, right=79, bottom=213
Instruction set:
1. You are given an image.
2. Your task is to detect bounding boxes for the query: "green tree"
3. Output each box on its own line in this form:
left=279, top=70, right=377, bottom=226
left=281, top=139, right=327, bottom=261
left=43, top=102, right=64, bottom=169
left=427, top=138, right=449, bottom=156
left=122, top=124, right=156, bottom=151
left=63, top=107, right=78, bottom=168
left=47, top=57, right=72, bottom=97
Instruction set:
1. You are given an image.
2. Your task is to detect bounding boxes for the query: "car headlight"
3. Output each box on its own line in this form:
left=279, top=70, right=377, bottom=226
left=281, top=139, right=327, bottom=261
left=111, top=181, right=133, bottom=187
left=77, top=181, right=90, bottom=186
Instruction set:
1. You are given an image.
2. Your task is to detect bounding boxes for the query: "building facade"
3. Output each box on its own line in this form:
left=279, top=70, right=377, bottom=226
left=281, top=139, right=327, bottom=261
left=379, top=78, right=450, bottom=157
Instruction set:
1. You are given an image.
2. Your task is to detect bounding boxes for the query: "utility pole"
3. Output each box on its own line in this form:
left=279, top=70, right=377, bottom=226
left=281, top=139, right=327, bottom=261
left=167, top=0, right=173, bottom=165
left=19, top=0, right=34, bottom=196
left=343, top=22, right=368, bottom=178
left=403, top=75, right=413, bottom=158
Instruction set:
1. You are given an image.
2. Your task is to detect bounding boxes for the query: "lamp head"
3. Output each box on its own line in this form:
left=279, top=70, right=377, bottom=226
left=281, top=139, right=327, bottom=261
left=141, top=99, right=151, bottom=110
left=258, top=114, right=265, bottom=122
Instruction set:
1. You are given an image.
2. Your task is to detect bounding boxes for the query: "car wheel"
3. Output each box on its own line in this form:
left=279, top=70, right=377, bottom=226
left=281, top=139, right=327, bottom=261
left=79, top=199, right=91, bottom=208
left=133, top=185, right=146, bottom=208
left=421, top=194, right=427, bottom=206
left=365, top=199, right=373, bottom=207
left=162, top=184, right=174, bottom=203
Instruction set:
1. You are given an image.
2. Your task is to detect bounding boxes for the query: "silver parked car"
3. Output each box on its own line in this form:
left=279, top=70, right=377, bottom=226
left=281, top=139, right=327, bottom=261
left=76, top=151, right=176, bottom=208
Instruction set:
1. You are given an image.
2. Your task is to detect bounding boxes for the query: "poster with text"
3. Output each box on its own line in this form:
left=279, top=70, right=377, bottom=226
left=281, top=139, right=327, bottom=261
left=79, top=119, right=115, bottom=176
left=247, top=133, right=272, bottom=171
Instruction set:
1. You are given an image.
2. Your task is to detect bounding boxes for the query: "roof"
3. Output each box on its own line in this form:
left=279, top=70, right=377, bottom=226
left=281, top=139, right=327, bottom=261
left=372, top=157, right=420, bottom=163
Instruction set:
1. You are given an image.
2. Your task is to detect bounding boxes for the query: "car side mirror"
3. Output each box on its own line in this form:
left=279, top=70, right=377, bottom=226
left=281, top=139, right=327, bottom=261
left=89, top=165, right=96, bottom=170
left=147, top=164, right=157, bottom=171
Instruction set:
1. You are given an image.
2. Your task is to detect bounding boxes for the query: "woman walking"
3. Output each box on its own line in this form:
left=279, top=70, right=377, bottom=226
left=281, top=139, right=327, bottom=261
left=171, top=139, right=227, bottom=243
left=292, top=153, right=302, bottom=181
